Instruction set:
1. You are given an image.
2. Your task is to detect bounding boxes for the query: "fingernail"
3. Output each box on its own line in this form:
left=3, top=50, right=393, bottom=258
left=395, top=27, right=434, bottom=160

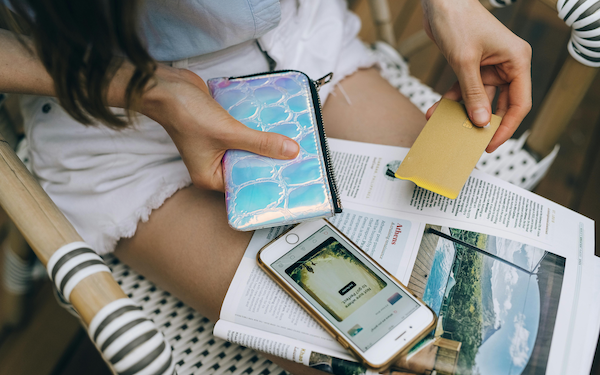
left=472, top=108, right=489, bottom=126
left=282, top=140, right=299, bottom=158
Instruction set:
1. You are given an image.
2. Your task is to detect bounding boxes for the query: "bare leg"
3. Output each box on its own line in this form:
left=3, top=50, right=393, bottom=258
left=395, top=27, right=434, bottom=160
left=323, top=68, right=426, bottom=147
left=114, top=68, right=426, bottom=374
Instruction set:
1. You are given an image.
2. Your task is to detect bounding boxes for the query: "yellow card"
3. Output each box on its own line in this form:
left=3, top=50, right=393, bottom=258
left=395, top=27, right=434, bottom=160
left=395, top=98, right=501, bottom=199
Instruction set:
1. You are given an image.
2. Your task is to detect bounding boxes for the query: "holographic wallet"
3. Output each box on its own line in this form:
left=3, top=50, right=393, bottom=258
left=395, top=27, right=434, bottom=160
left=208, top=70, right=342, bottom=231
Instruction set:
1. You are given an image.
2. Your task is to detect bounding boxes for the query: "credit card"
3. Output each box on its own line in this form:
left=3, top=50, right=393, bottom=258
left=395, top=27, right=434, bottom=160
left=395, top=98, right=501, bottom=199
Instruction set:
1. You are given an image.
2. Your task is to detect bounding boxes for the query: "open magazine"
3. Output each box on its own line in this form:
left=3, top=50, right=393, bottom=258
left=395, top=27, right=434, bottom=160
left=214, top=139, right=600, bottom=375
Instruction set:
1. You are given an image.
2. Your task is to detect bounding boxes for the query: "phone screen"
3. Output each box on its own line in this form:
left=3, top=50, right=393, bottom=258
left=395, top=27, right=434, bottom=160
left=271, top=225, right=420, bottom=352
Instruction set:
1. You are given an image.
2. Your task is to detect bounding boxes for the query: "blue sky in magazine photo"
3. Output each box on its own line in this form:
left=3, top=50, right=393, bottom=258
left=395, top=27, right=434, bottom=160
left=474, top=236, right=542, bottom=375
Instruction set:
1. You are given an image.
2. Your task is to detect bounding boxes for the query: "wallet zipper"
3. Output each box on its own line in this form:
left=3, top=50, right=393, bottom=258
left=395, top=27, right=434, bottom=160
left=308, top=73, right=343, bottom=214
left=228, top=70, right=343, bottom=214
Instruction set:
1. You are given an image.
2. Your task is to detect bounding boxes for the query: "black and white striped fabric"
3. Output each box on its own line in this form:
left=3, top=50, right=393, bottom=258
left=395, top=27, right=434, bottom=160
left=45, top=242, right=176, bottom=374
left=489, top=0, right=517, bottom=8
left=46, top=241, right=112, bottom=302
left=558, top=0, right=600, bottom=67
left=89, top=298, right=176, bottom=375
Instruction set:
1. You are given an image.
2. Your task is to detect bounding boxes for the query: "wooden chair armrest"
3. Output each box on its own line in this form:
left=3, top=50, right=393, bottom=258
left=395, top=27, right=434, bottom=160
left=526, top=0, right=600, bottom=156
left=0, top=133, right=175, bottom=375
left=0, top=132, right=119, bottom=319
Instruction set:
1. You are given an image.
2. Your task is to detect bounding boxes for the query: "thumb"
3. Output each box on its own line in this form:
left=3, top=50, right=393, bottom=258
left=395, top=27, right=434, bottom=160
left=456, top=65, right=491, bottom=127
left=228, top=124, right=300, bottom=160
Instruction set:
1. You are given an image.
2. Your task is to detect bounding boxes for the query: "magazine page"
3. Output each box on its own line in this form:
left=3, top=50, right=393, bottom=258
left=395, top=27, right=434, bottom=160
left=330, top=139, right=599, bottom=375
left=213, top=319, right=381, bottom=375
left=218, top=139, right=599, bottom=375
left=331, top=139, right=553, bottom=245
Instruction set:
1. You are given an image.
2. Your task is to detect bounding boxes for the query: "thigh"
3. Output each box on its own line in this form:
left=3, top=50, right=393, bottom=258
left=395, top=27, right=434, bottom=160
left=114, top=186, right=249, bottom=322
left=323, top=67, right=426, bottom=147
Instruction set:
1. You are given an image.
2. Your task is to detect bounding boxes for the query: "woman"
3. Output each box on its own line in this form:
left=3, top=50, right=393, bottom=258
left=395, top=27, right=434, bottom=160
left=0, top=0, right=531, bottom=373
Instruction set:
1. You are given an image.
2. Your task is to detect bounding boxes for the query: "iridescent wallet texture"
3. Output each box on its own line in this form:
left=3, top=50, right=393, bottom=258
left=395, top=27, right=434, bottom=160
left=208, top=70, right=342, bottom=231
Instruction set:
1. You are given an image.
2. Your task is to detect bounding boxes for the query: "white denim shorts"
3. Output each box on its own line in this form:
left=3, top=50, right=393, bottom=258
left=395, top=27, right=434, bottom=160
left=22, top=0, right=377, bottom=254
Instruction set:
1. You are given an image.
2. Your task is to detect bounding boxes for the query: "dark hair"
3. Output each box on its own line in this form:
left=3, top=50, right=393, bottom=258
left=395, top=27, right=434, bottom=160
left=1, top=0, right=156, bottom=128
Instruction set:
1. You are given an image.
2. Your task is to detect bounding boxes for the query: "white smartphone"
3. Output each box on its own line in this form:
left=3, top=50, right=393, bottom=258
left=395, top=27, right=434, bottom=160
left=257, top=219, right=437, bottom=370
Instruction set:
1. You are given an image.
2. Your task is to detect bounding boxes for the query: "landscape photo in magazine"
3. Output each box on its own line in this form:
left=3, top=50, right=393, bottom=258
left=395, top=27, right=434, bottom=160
left=406, top=225, right=566, bottom=375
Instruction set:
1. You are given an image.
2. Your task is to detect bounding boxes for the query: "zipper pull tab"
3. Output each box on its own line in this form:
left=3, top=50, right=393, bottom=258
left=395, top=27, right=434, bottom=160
left=314, top=72, right=333, bottom=91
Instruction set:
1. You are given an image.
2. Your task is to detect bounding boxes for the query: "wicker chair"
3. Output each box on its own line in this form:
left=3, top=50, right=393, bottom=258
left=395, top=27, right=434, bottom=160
left=1, top=0, right=599, bottom=374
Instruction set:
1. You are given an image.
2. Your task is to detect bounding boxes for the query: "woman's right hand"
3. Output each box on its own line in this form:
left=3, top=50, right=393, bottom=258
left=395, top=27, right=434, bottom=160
left=421, top=0, right=532, bottom=153
left=140, top=66, right=300, bottom=192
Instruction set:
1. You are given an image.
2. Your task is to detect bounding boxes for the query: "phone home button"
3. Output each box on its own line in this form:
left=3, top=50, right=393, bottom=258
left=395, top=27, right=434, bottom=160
left=286, top=234, right=299, bottom=244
